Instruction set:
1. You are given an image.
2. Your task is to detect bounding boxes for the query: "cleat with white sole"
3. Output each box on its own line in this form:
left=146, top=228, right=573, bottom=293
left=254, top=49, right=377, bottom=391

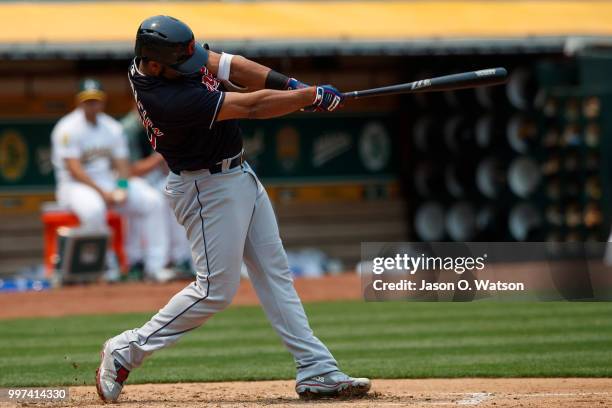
left=95, top=341, right=130, bottom=403
left=296, top=371, right=371, bottom=399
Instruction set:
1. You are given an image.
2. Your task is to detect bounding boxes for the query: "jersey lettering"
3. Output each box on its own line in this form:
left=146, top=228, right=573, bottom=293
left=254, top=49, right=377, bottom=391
left=128, top=71, right=164, bottom=150
left=201, top=67, right=220, bottom=92
left=136, top=100, right=164, bottom=150
left=128, top=58, right=242, bottom=173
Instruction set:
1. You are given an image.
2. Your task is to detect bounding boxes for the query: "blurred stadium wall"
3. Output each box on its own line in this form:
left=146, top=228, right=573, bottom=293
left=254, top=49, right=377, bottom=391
left=0, top=1, right=611, bottom=276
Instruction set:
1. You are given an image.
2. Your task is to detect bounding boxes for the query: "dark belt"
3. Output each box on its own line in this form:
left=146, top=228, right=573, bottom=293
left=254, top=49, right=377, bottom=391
left=209, top=151, right=244, bottom=174
left=172, top=151, right=244, bottom=175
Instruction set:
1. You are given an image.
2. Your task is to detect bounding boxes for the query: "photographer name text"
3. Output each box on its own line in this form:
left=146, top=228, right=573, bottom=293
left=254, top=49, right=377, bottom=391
left=372, top=279, right=525, bottom=292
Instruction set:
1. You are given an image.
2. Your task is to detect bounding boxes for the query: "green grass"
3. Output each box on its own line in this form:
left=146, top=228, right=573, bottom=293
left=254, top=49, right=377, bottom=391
left=0, top=301, right=611, bottom=386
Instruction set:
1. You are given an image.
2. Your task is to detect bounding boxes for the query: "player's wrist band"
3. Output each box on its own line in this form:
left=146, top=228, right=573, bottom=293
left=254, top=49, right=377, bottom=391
left=218, top=52, right=234, bottom=81
left=265, top=70, right=291, bottom=90
left=117, top=178, right=129, bottom=190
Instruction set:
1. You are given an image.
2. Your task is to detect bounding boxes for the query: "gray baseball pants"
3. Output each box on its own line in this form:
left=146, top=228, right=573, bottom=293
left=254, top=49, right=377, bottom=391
left=108, top=162, right=339, bottom=382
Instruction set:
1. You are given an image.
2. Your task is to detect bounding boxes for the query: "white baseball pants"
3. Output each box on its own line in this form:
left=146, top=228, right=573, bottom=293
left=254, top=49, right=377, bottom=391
left=126, top=177, right=192, bottom=267
left=56, top=178, right=169, bottom=275
left=107, top=163, right=339, bottom=381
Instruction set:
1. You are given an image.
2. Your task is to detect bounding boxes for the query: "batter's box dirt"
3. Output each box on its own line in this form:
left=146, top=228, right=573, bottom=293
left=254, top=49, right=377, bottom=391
left=5, top=378, right=609, bottom=408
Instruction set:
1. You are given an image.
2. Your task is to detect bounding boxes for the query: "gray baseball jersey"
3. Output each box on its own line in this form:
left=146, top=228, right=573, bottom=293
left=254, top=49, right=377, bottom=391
left=105, top=60, right=339, bottom=381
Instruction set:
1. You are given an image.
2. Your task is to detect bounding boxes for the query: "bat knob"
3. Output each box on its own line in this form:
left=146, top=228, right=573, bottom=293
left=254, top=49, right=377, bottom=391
left=497, top=67, right=508, bottom=77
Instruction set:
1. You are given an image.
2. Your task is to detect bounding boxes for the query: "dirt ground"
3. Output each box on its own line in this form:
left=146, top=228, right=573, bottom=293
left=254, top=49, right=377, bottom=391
left=2, top=274, right=611, bottom=407
left=2, top=378, right=611, bottom=407
left=0, top=273, right=363, bottom=319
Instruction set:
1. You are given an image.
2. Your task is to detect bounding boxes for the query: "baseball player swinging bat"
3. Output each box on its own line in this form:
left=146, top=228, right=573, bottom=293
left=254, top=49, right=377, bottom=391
left=343, top=67, right=508, bottom=99
left=96, top=14, right=506, bottom=404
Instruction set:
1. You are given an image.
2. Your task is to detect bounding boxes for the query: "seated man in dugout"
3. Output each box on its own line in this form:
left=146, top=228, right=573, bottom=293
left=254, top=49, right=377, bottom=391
left=50, top=78, right=174, bottom=282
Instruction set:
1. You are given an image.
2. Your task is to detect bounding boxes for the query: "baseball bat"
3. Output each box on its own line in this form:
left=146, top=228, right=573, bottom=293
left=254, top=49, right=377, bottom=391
left=342, top=67, right=508, bottom=99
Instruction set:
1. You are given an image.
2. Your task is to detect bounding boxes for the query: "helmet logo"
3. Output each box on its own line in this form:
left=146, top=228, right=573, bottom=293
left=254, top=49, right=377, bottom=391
left=83, top=79, right=97, bottom=90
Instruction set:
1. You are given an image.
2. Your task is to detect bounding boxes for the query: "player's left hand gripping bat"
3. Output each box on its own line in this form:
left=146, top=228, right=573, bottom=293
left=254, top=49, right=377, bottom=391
left=343, top=67, right=508, bottom=99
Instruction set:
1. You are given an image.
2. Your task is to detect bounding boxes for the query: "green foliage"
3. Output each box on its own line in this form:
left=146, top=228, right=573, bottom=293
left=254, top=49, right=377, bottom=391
left=0, top=302, right=611, bottom=386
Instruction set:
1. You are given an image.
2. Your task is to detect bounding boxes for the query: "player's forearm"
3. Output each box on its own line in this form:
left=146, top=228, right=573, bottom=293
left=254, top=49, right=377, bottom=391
left=207, top=51, right=296, bottom=92
left=227, top=55, right=270, bottom=91
left=207, top=52, right=266, bottom=91
left=65, top=160, right=106, bottom=196
left=130, top=153, right=164, bottom=177
left=114, top=158, right=131, bottom=180
left=217, top=85, right=342, bottom=121
left=246, top=88, right=315, bottom=119
left=231, top=56, right=305, bottom=92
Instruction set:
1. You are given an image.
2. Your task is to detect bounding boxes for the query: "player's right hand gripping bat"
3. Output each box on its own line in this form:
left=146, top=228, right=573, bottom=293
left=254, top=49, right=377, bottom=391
left=343, top=67, right=508, bottom=99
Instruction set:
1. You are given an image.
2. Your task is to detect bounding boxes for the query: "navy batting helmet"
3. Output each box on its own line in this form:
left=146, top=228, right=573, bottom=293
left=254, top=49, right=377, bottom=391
left=135, top=15, right=208, bottom=75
